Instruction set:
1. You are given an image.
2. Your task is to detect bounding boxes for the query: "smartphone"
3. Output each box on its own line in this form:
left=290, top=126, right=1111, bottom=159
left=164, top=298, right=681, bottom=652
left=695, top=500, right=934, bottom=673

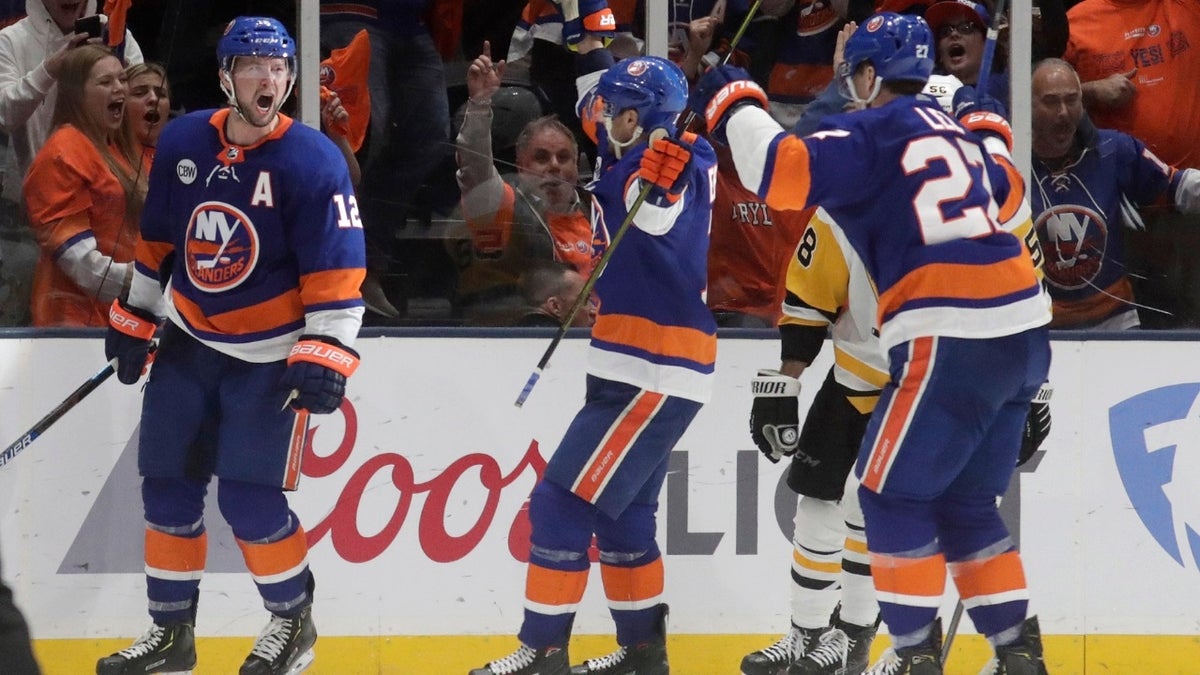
left=74, top=15, right=102, bottom=39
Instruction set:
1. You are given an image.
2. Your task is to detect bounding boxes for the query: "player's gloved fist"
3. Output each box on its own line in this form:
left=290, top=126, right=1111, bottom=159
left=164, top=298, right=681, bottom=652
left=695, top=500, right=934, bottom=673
left=280, top=335, right=360, bottom=414
left=1018, top=384, right=1053, bottom=466
left=690, top=65, right=767, bottom=145
left=550, top=0, right=617, bottom=47
left=639, top=136, right=693, bottom=196
left=952, top=85, right=1014, bottom=150
left=951, top=85, right=1008, bottom=118
left=106, top=299, right=157, bottom=385
left=749, top=369, right=801, bottom=463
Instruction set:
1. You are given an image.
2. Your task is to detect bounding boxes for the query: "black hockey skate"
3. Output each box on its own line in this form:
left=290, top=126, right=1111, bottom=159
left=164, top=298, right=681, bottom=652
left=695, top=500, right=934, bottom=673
left=468, top=643, right=570, bottom=675
left=790, top=612, right=880, bottom=675
left=568, top=638, right=668, bottom=675
left=981, top=616, right=1049, bottom=675
left=862, top=618, right=943, bottom=675
left=96, top=622, right=196, bottom=674
left=741, top=624, right=828, bottom=675
left=239, top=605, right=316, bottom=674
left=570, top=603, right=669, bottom=675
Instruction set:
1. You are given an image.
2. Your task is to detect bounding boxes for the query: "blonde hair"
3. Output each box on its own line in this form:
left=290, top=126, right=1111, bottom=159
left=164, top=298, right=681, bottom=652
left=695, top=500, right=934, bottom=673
left=51, top=45, right=146, bottom=227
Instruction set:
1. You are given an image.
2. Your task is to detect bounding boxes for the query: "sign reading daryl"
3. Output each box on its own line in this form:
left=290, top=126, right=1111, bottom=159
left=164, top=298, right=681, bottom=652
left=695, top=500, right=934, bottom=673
left=184, top=201, right=260, bottom=291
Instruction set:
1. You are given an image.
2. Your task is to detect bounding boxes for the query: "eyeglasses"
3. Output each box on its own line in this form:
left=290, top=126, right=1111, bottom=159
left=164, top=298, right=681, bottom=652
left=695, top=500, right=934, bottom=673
left=937, top=21, right=983, bottom=39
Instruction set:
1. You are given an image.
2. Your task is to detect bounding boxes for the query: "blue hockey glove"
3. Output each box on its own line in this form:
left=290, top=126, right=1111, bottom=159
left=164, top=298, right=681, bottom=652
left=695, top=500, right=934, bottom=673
left=280, top=335, right=361, bottom=414
left=690, top=65, right=768, bottom=145
left=749, top=369, right=801, bottom=463
left=951, top=85, right=1008, bottom=119
left=1018, top=384, right=1053, bottom=466
left=952, top=85, right=1013, bottom=151
left=106, top=299, right=157, bottom=385
left=550, top=0, right=617, bottom=48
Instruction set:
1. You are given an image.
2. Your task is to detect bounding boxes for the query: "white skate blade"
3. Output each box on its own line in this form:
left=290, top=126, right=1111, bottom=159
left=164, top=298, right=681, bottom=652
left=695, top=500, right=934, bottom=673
left=285, top=647, right=314, bottom=674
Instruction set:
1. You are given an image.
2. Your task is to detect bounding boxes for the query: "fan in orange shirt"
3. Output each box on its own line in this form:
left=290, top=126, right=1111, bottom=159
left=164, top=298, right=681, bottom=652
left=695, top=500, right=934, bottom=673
left=23, top=44, right=147, bottom=327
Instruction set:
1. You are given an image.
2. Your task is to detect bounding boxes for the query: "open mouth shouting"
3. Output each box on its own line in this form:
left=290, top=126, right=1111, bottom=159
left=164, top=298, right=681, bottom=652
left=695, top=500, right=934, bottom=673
left=254, top=93, right=276, bottom=116
left=106, top=97, right=125, bottom=125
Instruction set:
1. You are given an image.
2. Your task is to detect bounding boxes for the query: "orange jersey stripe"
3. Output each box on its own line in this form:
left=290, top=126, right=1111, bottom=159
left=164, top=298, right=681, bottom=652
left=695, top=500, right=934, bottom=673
left=870, top=551, right=948, bottom=599
left=144, top=528, right=206, bottom=572
left=949, top=550, right=1027, bottom=600
left=995, top=156, right=1026, bottom=224
left=575, top=391, right=664, bottom=503
left=600, top=557, right=664, bottom=603
left=525, top=565, right=589, bottom=607
left=591, top=314, right=717, bottom=366
left=763, top=136, right=813, bottom=211
left=298, top=267, right=365, bottom=305
left=172, top=286, right=303, bottom=336
left=238, top=526, right=308, bottom=579
left=136, top=240, right=174, bottom=272
left=878, top=256, right=1038, bottom=323
left=862, top=336, right=935, bottom=492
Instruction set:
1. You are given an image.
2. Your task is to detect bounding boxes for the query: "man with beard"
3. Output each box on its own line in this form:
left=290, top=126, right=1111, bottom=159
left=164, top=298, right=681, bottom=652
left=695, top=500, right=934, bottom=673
left=1030, top=58, right=1200, bottom=329
left=97, top=16, right=364, bottom=675
left=456, top=39, right=606, bottom=322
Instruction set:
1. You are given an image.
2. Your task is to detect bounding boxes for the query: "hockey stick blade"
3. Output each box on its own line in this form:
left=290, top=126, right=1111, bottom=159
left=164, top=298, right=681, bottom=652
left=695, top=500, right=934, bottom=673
left=0, top=359, right=117, bottom=469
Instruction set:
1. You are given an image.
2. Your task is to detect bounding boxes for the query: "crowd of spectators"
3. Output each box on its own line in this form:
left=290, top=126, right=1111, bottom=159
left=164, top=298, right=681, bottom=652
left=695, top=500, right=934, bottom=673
left=0, top=0, right=1198, bottom=330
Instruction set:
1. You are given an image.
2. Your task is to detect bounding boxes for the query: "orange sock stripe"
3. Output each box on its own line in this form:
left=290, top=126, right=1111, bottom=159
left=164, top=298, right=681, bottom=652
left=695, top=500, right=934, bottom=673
left=600, top=557, right=664, bottom=604
left=870, top=551, right=947, bottom=598
left=144, top=528, right=207, bottom=573
left=950, top=550, right=1027, bottom=600
left=237, top=526, right=309, bottom=581
left=525, top=564, right=589, bottom=608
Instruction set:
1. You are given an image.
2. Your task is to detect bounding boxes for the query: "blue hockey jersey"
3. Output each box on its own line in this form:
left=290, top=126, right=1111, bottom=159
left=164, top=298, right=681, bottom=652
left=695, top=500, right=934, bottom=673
left=585, top=135, right=719, bottom=403
left=726, top=95, right=1051, bottom=350
left=128, top=109, right=366, bottom=362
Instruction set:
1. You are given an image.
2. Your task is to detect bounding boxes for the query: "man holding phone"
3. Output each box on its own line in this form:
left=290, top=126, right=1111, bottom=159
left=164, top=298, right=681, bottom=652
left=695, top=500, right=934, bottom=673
left=0, top=0, right=143, bottom=326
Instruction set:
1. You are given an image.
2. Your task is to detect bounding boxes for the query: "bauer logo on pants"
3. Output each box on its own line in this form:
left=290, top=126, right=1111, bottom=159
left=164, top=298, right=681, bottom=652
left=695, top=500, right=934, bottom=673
left=1109, top=383, right=1200, bottom=571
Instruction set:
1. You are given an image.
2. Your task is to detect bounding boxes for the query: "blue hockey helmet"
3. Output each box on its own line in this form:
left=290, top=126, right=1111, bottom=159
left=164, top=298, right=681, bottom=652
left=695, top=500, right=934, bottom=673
left=842, top=13, right=934, bottom=85
left=596, top=56, right=689, bottom=133
left=217, top=16, right=295, bottom=71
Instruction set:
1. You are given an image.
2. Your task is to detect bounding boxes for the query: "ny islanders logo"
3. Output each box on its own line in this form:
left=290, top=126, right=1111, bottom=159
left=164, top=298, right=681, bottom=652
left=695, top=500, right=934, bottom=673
left=1110, top=384, right=1200, bottom=571
left=185, top=201, right=260, bottom=291
left=1035, top=203, right=1108, bottom=291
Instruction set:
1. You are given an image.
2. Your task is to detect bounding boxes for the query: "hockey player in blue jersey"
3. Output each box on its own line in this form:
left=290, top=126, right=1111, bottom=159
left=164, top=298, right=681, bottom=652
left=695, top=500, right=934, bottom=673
left=693, top=13, right=1052, bottom=675
left=469, top=44, right=718, bottom=675
left=97, top=16, right=365, bottom=675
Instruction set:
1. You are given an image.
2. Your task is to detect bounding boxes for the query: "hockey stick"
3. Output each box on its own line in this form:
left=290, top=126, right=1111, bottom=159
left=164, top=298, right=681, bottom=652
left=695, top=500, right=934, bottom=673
left=0, top=359, right=117, bottom=468
left=975, top=0, right=1007, bottom=99
left=940, top=599, right=965, bottom=662
left=514, top=0, right=763, bottom=407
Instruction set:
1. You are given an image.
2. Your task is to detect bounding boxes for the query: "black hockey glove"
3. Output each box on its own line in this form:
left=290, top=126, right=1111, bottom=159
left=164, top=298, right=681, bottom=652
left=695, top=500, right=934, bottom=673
left=1018, top=384, right=1053, bottom=466
left=106, top=299, right=157, bottom=385
left=749, top=369, right=800, bottom=463
left=280, top=335, right=360, bottom=415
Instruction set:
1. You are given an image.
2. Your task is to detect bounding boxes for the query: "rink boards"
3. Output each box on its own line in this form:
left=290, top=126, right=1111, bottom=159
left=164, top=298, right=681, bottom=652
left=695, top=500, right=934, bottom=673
left=2, top=333, right=1200, bottom=674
